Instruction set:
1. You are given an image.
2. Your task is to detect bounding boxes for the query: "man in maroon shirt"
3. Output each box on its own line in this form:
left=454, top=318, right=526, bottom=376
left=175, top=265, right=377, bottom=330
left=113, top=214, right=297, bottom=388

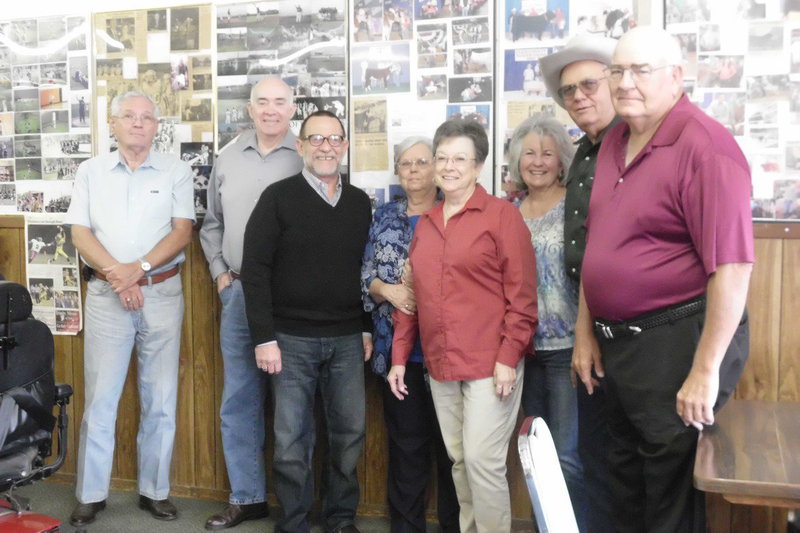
left=576, top=26, right=753, bottom=533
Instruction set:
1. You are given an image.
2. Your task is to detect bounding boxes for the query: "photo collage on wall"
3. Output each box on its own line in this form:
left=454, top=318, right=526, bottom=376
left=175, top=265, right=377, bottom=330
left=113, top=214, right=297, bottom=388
left=25, top=216, right=82, bottom=334
left=93, top=5, right=215, bottom=216
left=495, top=0, right=633, bottom=202
left=215, top=0, right=347, bottom=158
left=0, top=16, right=90, bottom=215
left=666, top=0, right=800, bottom=221
left=349, top=0, right=494, bottom=208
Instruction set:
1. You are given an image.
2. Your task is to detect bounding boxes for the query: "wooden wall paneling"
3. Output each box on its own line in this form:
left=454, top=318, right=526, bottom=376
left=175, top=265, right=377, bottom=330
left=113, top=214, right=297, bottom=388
left=363, top=374, right=388, bottom=515
left=779, top=239, right=800, bottom=402
left=174, top=242, right=197, bottom=489
left=706, top=493, right=731, bottom=532
left=738, top=239, right=782, bottom=401
left=52, top=336, right=76, bottom=474
left=189, top=232, right=218, bottom=490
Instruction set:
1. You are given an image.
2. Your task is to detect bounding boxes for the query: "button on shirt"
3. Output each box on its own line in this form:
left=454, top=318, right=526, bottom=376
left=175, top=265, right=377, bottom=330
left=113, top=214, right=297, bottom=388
left=66, top=150, right=195, bottom=271
left=563, top=118, right=619, bottom=282
left=200, top=130, right=302, bottom=280
left=392, top=185, right=537, bottom=382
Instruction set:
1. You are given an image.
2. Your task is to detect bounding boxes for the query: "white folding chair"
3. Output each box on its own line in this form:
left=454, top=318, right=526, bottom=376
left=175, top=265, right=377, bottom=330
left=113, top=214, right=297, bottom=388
left=517, top=416, right=579, bottom=533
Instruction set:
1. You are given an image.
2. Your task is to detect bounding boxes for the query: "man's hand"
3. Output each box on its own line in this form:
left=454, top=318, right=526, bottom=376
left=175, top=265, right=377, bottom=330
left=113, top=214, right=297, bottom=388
left=255, top=343, right=282, bottom=374
left=572, top=328, right=604, bottom=394
left=387, top=365, right=408, bottom=400
left=493, top=361, right=517, bottom=401
left=119, top=285, right=144, bottom=311
left=103, top=262, right=143, bottom=292
left=572, top=282, right=604, bottom=394
left=216, top=271, right=232, bottom=294
left=676, top=366, right=718, bottom=431
left=363, top=334, right=373, bottom=361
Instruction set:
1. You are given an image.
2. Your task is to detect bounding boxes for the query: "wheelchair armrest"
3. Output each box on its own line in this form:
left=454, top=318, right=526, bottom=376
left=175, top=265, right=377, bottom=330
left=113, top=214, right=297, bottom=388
left=54, top=383, right=73, bottom=404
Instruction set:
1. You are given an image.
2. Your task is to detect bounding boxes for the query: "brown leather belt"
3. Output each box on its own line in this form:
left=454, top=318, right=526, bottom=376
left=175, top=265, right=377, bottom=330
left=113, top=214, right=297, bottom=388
left=229, top=271, right=241, bottom=280
left=93, top=265, right=180, bottom=286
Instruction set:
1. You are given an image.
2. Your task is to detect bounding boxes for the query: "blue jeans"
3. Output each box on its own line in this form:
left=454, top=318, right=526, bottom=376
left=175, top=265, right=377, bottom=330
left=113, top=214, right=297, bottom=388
left=522, top=348, right=588, bottom=533
left=272, top=332, right=365, bottom=533
left=75, top=275, right=183, bottom=503
left=219, top=280, right=268, bottom=504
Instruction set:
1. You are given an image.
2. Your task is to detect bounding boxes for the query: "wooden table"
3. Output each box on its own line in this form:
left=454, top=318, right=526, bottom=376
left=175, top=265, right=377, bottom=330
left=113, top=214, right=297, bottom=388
left=694, top=399, right=800, bottom=508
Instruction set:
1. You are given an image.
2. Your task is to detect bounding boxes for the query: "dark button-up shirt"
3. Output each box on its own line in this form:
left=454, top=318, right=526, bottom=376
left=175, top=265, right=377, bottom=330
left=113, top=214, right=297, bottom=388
left=564, top=118, right=619, bottom=282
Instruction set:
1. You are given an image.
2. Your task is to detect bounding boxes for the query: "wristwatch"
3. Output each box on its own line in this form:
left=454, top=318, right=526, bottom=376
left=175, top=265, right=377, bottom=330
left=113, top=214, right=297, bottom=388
left=139, top=259, right=152, bottom=272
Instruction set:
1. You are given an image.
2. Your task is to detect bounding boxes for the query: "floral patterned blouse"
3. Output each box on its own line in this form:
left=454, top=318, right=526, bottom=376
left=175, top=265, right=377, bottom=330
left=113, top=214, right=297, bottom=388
left=361, top=197, right=434, bottom=377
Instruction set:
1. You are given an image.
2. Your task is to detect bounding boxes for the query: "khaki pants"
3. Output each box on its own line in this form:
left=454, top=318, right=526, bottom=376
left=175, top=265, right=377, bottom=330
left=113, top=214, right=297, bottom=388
left=430, top=361, right=524, bottom=533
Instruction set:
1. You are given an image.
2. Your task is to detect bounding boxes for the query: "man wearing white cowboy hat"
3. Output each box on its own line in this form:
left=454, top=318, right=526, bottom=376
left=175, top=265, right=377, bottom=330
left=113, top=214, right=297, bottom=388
left=539, top=32, right=618, bottom=533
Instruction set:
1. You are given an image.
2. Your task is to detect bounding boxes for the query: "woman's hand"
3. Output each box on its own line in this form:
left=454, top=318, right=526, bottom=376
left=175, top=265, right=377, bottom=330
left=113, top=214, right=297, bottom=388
left=383, top=282, right=416, bottom=314
left=387, top=365, right=409, bottom=400
left=493, top=362, right=517, bottom=401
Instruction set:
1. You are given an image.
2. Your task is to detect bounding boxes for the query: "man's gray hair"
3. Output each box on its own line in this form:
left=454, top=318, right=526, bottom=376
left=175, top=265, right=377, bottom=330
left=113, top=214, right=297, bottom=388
left=110, top=91, right=160, bottom=118
left=508, top=114, right=576, bottom=190
left=393, top=136, right=433, bottom=168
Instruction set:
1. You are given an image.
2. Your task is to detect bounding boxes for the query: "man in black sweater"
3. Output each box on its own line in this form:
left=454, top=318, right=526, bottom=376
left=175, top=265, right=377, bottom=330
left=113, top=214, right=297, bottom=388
left=241, top=110, right=373, bottom=533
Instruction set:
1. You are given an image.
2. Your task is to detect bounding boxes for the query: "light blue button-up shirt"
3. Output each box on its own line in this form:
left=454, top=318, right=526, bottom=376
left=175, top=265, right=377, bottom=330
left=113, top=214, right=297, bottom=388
left=65, top=150, right=195, bottom=273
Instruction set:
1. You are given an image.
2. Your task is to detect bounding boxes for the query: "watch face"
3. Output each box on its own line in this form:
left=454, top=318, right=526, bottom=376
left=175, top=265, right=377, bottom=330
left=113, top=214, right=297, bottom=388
left=141, top=261, right=151, bottom=272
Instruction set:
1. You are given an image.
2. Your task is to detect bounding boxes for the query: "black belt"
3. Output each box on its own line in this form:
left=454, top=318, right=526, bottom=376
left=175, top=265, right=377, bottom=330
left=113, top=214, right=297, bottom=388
left=594, top=296, right=705, bottom=340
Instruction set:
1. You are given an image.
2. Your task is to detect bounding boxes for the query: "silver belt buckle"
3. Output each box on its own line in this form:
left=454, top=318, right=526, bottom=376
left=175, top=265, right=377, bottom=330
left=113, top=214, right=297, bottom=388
left=596, top=321, right=614, bottom=339
left=628, top=326, right=642, bottom=335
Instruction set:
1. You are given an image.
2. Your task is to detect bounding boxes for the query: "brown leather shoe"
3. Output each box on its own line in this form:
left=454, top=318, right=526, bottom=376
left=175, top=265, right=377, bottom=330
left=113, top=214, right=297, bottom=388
left=205, top=502, right=270, bottom=530
left=138, top=495, right=178, bottom=521
left=69, top=500, right=106, bottom=526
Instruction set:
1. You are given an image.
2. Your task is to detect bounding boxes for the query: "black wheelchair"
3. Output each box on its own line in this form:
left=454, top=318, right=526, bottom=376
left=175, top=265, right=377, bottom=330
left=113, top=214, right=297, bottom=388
left=0, top=280, right=73, bottom=532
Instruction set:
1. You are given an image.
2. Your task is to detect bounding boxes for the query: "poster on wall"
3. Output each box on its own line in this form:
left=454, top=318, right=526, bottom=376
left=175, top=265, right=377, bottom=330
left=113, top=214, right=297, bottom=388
left=93, top=5, right=215, bottom=219
left=666, top=0, right=800, bottom=221
left=215, top=0, right=347, bottom=155
left=0, top=15, right=90, bottom=215
left=24, top=215, right=82, bottom=335
left=495, top=0, right=634, bottom=201
left=349, top=0, right=495, bottom=202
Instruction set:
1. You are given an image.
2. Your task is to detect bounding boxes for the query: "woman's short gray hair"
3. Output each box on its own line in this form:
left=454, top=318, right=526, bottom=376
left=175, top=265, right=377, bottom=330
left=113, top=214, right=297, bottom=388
left=508, top=114, right=575, bottom=189
left=393, top=136, right=433, bottom=169
left=110, top=91, right=160, bottom=118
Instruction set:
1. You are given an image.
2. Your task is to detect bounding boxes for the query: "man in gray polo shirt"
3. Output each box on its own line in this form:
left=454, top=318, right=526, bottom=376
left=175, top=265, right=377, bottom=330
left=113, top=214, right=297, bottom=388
left=67, top=90, right=195, bottom=527
left=200, top=77, right=302, bottom=531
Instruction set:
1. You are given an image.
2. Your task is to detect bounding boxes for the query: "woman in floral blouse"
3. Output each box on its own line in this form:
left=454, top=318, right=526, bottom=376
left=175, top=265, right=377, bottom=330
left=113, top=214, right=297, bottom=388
left=360, top=136, right=458, bottom=533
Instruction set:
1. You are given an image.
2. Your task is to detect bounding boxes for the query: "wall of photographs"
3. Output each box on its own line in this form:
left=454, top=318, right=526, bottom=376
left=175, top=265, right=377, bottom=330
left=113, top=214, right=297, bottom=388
left=0, top=16, right=90, bottom=215
left=348, top=0, right=495, bottom=205
left=215, top=0, right=347, bottom=160
left=494, top=0, right=635, bottom=202
left=666, top=0, right=800, bottom=221
left=93, top=5, right=215, bottom=215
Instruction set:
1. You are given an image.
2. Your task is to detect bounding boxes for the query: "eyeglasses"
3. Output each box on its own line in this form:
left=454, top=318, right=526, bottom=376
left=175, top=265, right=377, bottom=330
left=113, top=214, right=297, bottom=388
left=303, top=134, right=345, bottom=147
left=434, top=153, right=476, bottom=167
left=116, top=113, right=157, bottom=125
left=606, top=64, right=673, bottom=83
left=397, top=158, right=431, bottom=169
left=557, top=77, right=606, bottom=102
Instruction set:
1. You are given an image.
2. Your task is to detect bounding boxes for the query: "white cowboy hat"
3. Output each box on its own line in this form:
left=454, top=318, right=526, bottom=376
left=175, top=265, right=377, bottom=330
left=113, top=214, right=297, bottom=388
left=539, top=33, right=618, bottom=108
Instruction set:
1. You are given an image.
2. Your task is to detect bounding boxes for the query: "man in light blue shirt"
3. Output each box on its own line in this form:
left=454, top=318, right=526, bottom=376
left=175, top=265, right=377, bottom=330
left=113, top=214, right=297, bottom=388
left=65, top=90, right=195, bottom=528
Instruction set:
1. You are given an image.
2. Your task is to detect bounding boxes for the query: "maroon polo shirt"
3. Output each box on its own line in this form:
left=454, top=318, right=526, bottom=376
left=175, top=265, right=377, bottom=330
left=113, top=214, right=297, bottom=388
left=582, top=94, right=754, bottom=321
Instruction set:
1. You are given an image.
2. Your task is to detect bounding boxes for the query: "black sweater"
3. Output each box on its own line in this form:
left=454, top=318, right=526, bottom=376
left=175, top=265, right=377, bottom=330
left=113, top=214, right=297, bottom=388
left=241, top=173, right=372, bottom=344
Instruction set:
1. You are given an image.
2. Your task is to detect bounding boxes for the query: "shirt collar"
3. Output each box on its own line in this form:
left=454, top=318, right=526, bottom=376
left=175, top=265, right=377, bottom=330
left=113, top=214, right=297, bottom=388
left=576, top=116, right=621, bottom=150
left=239, top=129, right=298, bottom=155
left=619, top=93, right=690, bottom=148
left=107, top=149, right=160, bottom=172
left=302, top=167, right=341, bottom=192
left=427, top=183, right=489, bottom=221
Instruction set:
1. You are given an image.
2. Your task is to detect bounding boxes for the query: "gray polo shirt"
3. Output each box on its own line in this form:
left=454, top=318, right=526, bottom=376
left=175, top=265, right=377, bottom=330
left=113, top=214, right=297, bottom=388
left=66, top=150, right=195, bottom=273
left=200, top=130, right=302, bottom=280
